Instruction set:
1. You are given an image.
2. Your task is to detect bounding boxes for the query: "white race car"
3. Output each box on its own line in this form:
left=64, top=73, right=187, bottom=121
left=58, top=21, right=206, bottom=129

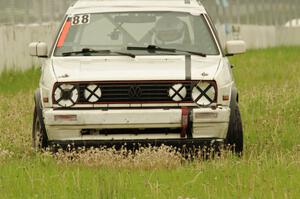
left=29, top=0, right=246, bottom=153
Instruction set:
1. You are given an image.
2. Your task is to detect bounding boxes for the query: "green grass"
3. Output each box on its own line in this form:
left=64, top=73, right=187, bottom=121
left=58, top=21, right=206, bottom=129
left=0, top=47, right=300, bottom=198
left=0, top=67, right=40, bottom=93
left=1, top=156, right=299, bottom=199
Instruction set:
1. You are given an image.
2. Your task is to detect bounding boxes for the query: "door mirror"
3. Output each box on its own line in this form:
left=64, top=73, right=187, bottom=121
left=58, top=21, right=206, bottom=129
left=225, top=40, right=246, bottom=56
left=29, top=42, right=48, bottom=57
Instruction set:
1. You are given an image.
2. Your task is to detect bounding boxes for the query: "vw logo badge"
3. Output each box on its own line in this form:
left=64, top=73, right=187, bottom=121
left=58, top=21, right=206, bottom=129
left=129, top=86, right=142, bottom=99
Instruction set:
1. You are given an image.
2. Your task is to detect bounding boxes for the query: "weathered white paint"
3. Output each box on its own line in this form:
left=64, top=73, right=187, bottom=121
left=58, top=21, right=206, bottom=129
left=52, top=55, right=220, bottom=82
left=1, top=23, right=300, bottom=70
left=44, top=107, right=230, bottom=140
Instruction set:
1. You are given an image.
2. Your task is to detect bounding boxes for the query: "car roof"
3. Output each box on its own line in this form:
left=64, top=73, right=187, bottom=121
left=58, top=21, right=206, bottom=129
left=67, top=0, right=206, bottom=15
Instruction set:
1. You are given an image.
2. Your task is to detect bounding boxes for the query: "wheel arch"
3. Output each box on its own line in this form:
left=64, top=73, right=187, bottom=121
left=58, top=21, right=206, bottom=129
left=230, top=86, right=239, bottom=109
left=34, top=89, right=46, bottom=127
left=226, top=85, right=243, bottom=154
left=33, top=89, right=49, bottom=147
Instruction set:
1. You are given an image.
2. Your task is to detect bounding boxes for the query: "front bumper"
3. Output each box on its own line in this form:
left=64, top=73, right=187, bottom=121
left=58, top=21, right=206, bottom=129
left=43, top=107, right=230, bottom=143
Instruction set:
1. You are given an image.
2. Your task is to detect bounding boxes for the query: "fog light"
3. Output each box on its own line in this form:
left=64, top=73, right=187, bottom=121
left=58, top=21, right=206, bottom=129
left=54, top=84, right=79, bottom=107
left=54, top=115, right=77, bottom=121
left=84, top=84, right=102, bottom=103
left=168, top=84, right=187, bottom=102
left=192, top=82, right=216, bottom=106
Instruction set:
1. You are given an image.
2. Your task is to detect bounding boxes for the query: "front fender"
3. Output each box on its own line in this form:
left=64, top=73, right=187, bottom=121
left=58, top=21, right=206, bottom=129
left=230, top=86, right=238, bottom=109
left=34, top=89, right=43, bottom=119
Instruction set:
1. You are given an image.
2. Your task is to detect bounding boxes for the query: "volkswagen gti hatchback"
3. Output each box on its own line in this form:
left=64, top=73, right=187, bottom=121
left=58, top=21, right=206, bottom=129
left=29, top=0, right=246, bottom=153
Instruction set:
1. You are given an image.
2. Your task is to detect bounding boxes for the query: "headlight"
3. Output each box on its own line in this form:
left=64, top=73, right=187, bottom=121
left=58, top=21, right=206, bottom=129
left=54, top=84, right=78, bottom=107
left=84, top=84, right=102, bottom=103
left=192, top=81, right=216, bottom=106
left=168, top=84, right=187, bottom=102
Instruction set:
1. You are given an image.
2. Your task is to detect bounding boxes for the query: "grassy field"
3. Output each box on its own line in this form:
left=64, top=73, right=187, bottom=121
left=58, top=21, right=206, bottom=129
left=0, top=47, right=300, bottom=198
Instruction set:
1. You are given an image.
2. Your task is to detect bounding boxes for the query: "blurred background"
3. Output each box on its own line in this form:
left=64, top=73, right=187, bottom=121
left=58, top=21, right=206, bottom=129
left=1, top=0, right=299, bottom=26
left=0, top=0, right=300, bottom=70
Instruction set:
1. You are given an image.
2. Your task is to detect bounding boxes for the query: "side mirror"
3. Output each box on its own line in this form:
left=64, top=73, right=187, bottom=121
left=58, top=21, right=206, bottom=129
left=225, top=40, right=246, bottom=56
left=29, top=42, right=48, bottom=58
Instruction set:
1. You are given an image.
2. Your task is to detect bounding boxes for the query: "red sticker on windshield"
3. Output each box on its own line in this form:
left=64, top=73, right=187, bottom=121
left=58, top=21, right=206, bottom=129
left=57, top=20, right=71, bottom=48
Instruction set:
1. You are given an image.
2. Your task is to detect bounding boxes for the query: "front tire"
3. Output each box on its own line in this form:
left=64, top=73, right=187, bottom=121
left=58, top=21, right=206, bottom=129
left=225, top=103, right=243, bottom=154
left=32, top=106, right=48, bottom=150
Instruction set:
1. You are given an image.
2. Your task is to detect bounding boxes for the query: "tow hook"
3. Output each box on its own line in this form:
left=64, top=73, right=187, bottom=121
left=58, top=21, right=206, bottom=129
left=181, top=107, right=189, bottom=138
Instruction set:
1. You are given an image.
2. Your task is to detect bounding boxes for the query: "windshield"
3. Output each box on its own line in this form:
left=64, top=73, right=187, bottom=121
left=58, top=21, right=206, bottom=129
left=54, top=12, right=220, bottom=56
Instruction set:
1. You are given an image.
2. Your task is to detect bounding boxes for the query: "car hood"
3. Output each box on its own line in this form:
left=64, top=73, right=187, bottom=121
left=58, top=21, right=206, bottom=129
left=52, top=55, right=221, bottom=82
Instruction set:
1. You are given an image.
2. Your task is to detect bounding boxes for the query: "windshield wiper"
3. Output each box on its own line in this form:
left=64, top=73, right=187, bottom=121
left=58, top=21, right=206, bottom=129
left=62, top=48, right=136, bottom=58
left=127, top=45, right=206, bottom=57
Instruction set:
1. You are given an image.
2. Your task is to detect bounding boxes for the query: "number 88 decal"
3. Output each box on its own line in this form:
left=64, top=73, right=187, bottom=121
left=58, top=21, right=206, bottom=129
left=72, top=14, right=90, bottom=25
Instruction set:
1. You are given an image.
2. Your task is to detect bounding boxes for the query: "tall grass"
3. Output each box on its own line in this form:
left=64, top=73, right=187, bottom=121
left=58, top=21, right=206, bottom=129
left=0, top=67, right=40, bottom=93
left=232, top=47, right=300, bottom=152
left=0, top=47, right=300, bottom=198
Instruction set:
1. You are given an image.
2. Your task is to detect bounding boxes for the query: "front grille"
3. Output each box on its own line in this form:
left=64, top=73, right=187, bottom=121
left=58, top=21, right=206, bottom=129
left=75, top=81, right=196, bottom=104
